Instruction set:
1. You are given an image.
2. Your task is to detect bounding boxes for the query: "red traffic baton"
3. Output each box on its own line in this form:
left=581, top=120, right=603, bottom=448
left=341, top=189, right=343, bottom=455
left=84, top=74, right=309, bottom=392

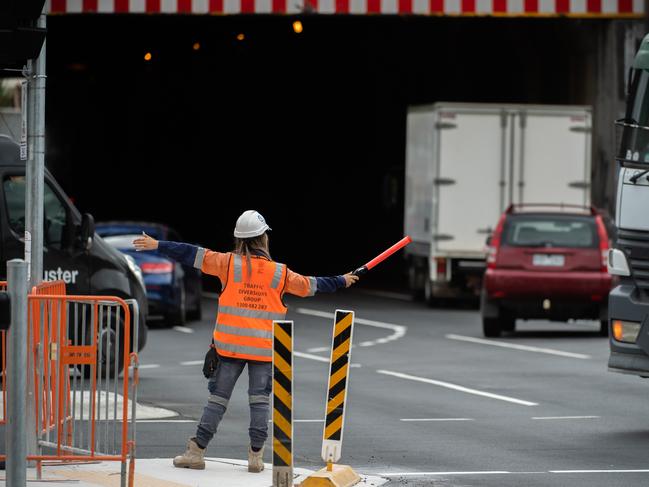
left=352, top=236, right=412, bottom=276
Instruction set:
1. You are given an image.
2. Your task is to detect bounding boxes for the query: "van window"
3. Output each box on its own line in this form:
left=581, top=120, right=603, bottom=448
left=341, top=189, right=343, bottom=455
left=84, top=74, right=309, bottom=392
left=4, top=176, right=68, bottom=250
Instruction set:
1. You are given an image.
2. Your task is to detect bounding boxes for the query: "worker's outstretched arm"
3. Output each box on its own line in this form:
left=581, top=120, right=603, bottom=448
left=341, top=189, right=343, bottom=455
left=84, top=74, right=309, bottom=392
left=285, top=269, right=358, bottom=297
left=133, top=233, right=228, bottom=281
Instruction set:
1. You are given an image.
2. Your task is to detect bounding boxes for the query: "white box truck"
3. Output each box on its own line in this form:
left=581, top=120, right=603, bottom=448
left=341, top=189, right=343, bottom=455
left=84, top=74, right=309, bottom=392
left=405, top=102, right=592, bottom=302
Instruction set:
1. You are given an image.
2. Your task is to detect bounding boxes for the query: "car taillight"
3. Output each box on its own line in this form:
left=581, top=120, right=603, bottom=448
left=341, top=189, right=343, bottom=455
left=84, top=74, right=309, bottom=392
left=434, top=257, right=447, bottom=280
left=487, top=214, right=507, bottom=270
left=140, top=262, right=174, bottom=274
left=595, top=215, right=609, bottom=272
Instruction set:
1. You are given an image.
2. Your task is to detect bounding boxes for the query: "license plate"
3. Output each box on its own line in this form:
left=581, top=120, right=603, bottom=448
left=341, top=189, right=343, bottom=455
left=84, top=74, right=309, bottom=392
left=533, top=254, right=565, bottom=267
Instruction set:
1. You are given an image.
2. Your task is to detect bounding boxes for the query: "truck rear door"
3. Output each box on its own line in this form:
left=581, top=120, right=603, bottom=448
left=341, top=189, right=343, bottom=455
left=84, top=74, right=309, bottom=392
left=435, top=106, right=507, bottom=255
left=512, top=107, right=591, bottom=207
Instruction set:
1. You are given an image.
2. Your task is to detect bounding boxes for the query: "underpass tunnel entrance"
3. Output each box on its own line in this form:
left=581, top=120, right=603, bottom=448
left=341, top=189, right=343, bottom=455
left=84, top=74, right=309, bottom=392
left=45, top=15, right=636, bottom=287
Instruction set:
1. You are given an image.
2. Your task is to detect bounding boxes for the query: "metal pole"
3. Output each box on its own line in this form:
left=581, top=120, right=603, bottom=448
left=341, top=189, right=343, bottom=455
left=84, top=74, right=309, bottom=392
left=26, top=12, right=46, bottom=288
left=6, top=259, right=28, bottom=487
left=25, top=11, right=46, bottom=463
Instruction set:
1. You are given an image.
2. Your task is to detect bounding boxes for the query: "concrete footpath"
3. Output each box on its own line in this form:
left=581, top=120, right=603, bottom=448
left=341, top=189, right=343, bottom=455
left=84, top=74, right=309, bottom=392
left=1, top=458, right=388, bottom=486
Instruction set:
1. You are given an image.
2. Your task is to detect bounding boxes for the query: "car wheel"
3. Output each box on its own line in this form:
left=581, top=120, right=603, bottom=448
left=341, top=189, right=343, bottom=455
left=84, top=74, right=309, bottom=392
left=599, top=319, right=609, bottom=337
left=483, top=317, right=502, bottom=337
left=501, top=316, right=516, bottom=333
left=187, top=295, right=202, bottom=321
left=166, top=285, right=186, bottom=326
left=79, top=313, right=125, bottom=379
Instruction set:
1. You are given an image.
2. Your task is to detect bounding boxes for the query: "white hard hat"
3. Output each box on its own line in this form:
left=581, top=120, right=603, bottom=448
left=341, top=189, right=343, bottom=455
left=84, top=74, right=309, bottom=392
left=234, top=210, right=271, bottom=239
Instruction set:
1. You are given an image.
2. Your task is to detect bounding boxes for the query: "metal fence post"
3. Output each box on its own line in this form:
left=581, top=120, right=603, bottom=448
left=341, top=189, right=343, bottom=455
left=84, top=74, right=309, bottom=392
left=6, top=259, right=28, bottom=487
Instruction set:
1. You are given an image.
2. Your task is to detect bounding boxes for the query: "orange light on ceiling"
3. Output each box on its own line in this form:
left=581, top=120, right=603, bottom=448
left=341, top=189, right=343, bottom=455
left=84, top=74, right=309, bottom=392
left=193, top=42, right=201, bottom=51
left=293, top=20, right=303, bottom=33
left=144, top=52, right=152, bottom=61
left=236, top=33, right=245, bottom=41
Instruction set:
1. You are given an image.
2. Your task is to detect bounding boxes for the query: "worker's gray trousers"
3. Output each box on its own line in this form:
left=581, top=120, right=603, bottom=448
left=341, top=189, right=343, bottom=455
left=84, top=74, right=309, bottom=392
left=195, top=356, right=272, bottom=450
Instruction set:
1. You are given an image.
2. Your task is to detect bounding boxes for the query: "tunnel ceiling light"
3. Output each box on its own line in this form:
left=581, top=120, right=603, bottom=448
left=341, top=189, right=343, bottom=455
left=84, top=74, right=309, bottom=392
left=193, top=42, right=201, bottom=51
left=293, top=20, right=303, bottom=34
left=236, top=33, right=245, bottom=41
left=144, top=52, right=152, bottom=61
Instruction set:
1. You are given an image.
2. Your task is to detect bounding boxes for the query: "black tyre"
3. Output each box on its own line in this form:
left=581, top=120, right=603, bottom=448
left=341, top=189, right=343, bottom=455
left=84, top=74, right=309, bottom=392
left=599, top=320, right=609, bottom=337
left=483, top=317, right=502, bottom=337
left=501, top=316, right=516, bottom=333
left=187, top=296, right=202, bottom=321
left=79, top=313, right=125, bottom=379
left=166, top=285, right=186, bottom=326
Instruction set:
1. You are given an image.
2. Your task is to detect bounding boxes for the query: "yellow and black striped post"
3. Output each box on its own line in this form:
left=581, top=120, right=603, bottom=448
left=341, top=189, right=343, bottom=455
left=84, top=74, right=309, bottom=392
left=322, top=310, right=355, bottom=465
left=272, top=320, right=293, bottom=487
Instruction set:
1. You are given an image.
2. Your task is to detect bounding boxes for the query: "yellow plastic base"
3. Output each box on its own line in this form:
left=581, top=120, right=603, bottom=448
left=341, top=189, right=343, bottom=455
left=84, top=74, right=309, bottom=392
left=299, top=464, right=361, bottom=487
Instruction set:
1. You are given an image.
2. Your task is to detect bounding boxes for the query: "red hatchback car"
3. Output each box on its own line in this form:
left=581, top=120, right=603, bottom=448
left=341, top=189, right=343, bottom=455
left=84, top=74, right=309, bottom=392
left=481, top=204, right=612, bottom=337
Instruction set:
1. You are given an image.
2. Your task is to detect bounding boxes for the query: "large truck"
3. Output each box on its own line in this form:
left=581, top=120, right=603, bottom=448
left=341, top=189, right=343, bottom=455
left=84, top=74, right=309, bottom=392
left=607, top=34, right=649, bottom=377
left=405, top=102, right=592, bottom=302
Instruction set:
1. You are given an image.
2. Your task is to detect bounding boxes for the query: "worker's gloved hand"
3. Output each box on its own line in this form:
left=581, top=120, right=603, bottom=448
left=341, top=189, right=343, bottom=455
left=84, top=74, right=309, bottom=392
left=343, top=273, right=359, bottom=288
left=133, top=232, right=159, bottom=251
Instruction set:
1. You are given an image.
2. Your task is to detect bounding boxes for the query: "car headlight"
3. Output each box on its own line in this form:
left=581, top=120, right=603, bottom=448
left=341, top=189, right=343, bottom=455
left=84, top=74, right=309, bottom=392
left=124, top=254, right=145, bottom=288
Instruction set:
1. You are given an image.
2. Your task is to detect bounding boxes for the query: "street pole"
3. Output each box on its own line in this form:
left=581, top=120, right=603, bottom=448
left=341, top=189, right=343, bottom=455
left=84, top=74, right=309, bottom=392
left=24, top=11, right=46, bottom=464
left=26, top=12, right=46, bottom=289
left=6, top=259, right=28, bottom=487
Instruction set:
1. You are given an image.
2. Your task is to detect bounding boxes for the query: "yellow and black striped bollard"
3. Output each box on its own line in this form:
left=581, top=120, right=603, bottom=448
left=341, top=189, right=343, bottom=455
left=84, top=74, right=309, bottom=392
left=273, top=320, right=293, bottom=487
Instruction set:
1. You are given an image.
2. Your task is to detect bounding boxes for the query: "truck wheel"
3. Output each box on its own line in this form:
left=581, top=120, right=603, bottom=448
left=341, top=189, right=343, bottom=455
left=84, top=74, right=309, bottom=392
left=187, top=297, right=202, bottom=322
left=599, top=320, right=609, bottom=337
left=483, top=317, right=502, bottom=337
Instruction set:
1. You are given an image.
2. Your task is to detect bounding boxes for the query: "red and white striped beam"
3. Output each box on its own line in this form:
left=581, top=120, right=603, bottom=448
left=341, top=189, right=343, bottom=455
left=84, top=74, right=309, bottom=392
left=46, top=0, right=644, bottom=16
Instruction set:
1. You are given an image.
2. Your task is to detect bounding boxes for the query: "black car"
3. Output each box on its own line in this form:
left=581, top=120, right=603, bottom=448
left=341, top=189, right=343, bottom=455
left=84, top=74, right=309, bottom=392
left=96, top=222, right=202, bottom=325
left=0, top=135, right=148, bottom=355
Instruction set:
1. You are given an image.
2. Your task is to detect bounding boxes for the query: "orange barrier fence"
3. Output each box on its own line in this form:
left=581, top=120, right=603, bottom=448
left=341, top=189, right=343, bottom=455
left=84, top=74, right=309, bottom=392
left=1, top=280, right=139, bottom=487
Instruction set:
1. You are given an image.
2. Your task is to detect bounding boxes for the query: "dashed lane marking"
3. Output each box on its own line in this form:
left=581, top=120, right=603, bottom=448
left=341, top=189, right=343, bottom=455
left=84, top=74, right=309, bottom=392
left=296, top=308, right=406, bottom=348
left=532, top=416, right=599, bottom=420
left=180, top=360, right=203, bottom=366
left=306, top=346, right=330, bottom=353
left=138, top=364, right=161, bottom=369
left=445, top=334, right=591, bottom=359
left=400, top=418, right=474, bottom=422
left=379, top=469, right=649, bottom=476
left=377, top=369, right=538, bottom=407
left=294, top=351, right=361, bottom=367
left=173, top=326, right=194, bottom=334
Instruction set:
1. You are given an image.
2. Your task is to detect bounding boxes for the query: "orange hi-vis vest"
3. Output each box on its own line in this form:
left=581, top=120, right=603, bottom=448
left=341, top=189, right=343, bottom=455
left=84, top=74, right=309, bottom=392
left=214, top=254, right=288, bottom=362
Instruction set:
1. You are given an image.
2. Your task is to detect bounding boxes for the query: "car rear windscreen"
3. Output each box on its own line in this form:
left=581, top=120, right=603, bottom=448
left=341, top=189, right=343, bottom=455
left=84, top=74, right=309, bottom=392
left=503, top=215, right=597, bottom=248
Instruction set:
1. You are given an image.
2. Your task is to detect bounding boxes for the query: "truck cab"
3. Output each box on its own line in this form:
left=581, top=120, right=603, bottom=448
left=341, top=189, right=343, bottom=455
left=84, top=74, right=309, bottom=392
left=607, top=34, right=649, bottom=376
left=0, top=135, right=148, bottom=352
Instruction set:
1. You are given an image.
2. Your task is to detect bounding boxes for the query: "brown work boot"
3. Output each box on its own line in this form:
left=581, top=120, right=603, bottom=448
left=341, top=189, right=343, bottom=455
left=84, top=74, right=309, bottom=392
left=173, top=438, right=205, bottom=470
left=248, top=445, right=265, bottom=473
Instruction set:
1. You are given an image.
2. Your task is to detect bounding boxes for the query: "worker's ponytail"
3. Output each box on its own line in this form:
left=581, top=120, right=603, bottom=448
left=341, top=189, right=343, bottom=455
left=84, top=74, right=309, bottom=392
left=234, top=233, right=271, bottom=278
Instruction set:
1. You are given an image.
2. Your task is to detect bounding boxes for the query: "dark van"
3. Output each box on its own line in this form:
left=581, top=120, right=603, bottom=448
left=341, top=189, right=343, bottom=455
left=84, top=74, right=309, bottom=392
left=0, top=135, right=148, bottom=353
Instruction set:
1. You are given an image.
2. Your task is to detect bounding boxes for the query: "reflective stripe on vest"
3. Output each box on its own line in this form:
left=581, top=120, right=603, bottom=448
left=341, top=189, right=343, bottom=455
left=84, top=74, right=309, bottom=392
left=214, top=256, right=287, bottom=362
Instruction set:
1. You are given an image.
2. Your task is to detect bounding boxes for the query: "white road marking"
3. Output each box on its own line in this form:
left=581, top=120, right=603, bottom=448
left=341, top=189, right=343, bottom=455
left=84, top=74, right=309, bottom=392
left=173, top=326, right=194, bottom=334
left=550, top=469, right=649, bottom=474
left=138, top=364, right=161, bottom=369
left=294, top=351, right=360, bottom=367
left=296, top=307, right=407, bottom=348
left=445, top=334, right=591, bottom=360
left=380, top=469, right=649, bottom=476
left=180, top=360, right=203, bottom=366
left=306, top=346, right=330, bottom=353
left=400, top=418, right=474, bottom=422
left=380, top=471, right=512, bottom=476
left=532, top=416, right=599, bottom=420
left=377, top=369, right=538, bottom=407
left=294, top=419, right=325, bottom=423
left=135, top=419, right=196, bottom=423
left=294, top=351, right=330, bottom=363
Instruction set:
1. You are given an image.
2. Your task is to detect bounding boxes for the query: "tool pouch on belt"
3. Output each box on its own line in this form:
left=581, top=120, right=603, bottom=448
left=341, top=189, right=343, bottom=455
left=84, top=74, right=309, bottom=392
left=203, top=340, right=219, bottom=379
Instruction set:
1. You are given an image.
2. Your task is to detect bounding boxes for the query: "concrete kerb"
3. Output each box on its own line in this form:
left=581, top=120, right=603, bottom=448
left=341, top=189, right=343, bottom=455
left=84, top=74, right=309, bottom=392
left=4, top=458, right=388, bottom=487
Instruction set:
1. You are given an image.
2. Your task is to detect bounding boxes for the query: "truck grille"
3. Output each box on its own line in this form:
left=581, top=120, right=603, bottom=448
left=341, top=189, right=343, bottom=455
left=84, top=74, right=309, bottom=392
left=617, top=228, right=649, bottom=290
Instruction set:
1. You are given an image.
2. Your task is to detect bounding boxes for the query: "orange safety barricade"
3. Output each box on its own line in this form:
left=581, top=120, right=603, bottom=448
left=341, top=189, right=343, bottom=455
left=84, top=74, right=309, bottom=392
left=1, top=280, right=139, bottom=487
